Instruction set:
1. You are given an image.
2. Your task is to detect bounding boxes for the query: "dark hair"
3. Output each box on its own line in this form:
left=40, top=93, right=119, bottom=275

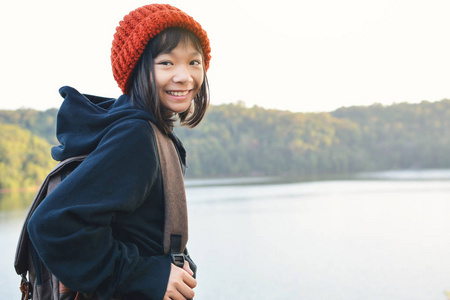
left=129, top=27, right=210, bottom=135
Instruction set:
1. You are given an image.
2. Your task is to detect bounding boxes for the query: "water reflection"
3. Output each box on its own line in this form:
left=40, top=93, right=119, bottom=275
left=2, top=169, right=450, bottom=211
left=1, top=171, right=450, bottom=299
left=0, top=190, right=35, bottom=212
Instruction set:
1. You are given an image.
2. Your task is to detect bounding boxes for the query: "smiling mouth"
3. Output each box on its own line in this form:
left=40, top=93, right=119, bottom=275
left=166, top=90, right=190, bottom=97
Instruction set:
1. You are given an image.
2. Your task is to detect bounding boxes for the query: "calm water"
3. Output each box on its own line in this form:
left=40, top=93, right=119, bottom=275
left=1, top=171, right=450, bottom=300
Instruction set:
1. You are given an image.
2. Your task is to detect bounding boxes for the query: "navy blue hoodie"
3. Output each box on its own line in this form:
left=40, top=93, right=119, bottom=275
left=28, top=86, right=185, bottom=299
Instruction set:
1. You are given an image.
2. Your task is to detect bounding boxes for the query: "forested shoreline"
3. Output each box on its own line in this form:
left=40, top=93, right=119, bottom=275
left=1, top=99, right=449, bottom=190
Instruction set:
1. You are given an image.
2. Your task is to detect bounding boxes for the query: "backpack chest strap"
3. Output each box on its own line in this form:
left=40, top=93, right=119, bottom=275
left=149, top=122, right=188, bottom=255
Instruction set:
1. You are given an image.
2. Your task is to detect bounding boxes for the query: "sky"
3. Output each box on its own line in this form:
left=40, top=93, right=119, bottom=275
left=1, top=0, right=449, bottom=113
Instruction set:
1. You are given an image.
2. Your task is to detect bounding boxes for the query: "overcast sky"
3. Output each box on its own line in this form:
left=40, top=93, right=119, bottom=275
left=1, top=0, right=449, bottom=112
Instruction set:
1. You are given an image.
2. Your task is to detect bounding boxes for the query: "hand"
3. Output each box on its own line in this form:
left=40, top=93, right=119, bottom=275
left=163, top=261, right=197, bottom=300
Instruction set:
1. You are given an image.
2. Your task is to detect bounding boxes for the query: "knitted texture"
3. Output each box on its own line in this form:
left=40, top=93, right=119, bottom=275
left=111, top=4, right=211, bottom=94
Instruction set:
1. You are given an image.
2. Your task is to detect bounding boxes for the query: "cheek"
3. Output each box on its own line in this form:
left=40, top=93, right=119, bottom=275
left=152, top=69, right=167, bottom=90
left=194, top=72, right=205, bottom=92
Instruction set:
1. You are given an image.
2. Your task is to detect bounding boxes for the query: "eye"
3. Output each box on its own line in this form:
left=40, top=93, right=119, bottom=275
left=190, top=60, right=202, bottom=66
left=157, top=61, right=173, bottom=66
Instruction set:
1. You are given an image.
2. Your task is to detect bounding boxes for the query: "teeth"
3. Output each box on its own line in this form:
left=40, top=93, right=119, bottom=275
left=167, top=91, right=189, bottom=96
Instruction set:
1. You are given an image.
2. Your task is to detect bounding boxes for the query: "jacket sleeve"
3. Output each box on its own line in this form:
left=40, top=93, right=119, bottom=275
left=27, top=119, right=170, bottom=300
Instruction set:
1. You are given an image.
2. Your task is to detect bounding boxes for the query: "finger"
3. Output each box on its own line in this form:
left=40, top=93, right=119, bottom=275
left=183, top=271, right=197, bottom=289
left=166, top=288, right=185, bottom=300
left=177, top=281, right=195, bottom=300
left=183, top=260, right=194, bottom=276
left=163, top=294, right=176, bottom=300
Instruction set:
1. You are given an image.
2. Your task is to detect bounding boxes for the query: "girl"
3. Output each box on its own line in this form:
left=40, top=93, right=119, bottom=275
left=27, top=4, right=211, bottom=300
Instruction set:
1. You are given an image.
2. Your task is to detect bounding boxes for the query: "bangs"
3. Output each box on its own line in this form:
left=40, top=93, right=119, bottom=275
left=151, top=27, right=203, bottom=58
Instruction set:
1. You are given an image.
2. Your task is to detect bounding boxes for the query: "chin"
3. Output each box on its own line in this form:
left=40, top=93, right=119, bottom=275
left=169, top=104, right=191, bottom=114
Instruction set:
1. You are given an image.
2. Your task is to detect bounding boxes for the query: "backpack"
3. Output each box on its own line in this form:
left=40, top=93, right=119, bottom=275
left=14, top=122, right=195, bottom=300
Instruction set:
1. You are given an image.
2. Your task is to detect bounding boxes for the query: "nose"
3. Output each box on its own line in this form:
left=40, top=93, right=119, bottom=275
left=172, top=65, right=192, bottom=84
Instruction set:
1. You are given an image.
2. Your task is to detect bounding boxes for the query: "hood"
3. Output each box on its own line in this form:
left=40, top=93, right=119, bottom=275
left=51, top=86, right=158, bottom=161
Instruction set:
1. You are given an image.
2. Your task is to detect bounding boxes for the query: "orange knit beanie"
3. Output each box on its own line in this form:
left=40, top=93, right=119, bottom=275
left=111, top=4, right=211, bottom=94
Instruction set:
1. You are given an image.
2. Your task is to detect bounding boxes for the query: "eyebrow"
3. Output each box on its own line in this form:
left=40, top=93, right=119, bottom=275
left=159, top=50, right=202, bottom=57
left=189, top=51, right=202, bottom=57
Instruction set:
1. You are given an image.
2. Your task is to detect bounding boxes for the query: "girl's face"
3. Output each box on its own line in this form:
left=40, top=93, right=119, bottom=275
left=153, top=39, right=204, bottom=113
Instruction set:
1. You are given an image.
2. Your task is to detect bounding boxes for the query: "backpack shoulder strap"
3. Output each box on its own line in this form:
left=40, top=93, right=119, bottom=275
left=14, top=155, right=88, bottom=275
left=149, top=122, right=188, bottom=255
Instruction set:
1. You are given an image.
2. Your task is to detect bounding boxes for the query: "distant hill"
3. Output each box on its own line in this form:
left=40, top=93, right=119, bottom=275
left=0, top=123, right=55, bottom=190
left=1, top=99, right=449, bottom=189
left=175, top=99, right=450, bottom=177
left=0, top=108, right=58, bottom=145
left=331, top=100, right=450, bottom=170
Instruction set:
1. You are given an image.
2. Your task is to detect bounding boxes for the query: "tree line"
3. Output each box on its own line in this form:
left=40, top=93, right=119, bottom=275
left=0, top=123, right=54, bottom=191
left=175, top=99, right=450, bottom=177
left=0, top=99, right=449, bottom=190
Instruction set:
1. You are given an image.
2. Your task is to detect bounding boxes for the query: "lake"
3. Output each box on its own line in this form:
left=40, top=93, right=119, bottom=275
left=1, top=170, right=450, bottom=300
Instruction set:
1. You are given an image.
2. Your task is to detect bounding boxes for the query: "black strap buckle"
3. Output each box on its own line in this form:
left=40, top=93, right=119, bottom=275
left=170, top=253, right=185, bottom=268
